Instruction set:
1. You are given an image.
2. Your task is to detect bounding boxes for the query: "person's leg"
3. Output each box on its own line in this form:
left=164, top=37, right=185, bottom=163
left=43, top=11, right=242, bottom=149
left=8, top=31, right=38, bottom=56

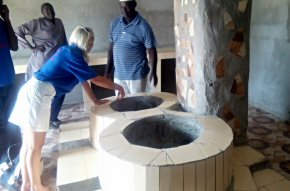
left=128, top=78, right=147, bottom=94
left=50, top=94, right=65, bottom=124
left=0, top=86, right=10, bottom=128
left=19, top=132, right=31, bottom=191
left=25, top=129, right=48, bottom=191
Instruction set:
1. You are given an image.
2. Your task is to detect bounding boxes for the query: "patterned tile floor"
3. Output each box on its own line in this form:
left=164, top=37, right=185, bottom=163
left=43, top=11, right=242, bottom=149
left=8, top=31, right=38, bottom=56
left=248, top=105, right=290, bottom=179
left=1, top=104, right=289, bottom=190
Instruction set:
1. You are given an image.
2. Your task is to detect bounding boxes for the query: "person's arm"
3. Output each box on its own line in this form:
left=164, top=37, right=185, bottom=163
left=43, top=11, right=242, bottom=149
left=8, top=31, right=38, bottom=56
left=81, top=81, right=109, bottom=105
left=147, top=47, right=158, bottom=86
left=1, top=5, right=18, bottom=51
left=105, top=43, right=114, bottom=79
left=90, top=75, right=125, bottom=98
left=15, top=20, right=45, bottom=52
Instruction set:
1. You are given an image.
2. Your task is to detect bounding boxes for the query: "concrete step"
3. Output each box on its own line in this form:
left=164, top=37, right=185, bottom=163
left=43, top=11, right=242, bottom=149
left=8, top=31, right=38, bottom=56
left=232, top=146, right=290, bottom=191
left=60, top=120, right=90, bottom=132
left=59, top=120, right=90, bottom=152
left=233, top=146, right=270, bottom=173
left=253, top=169, right=290, bottom=191
left=59, top=127, right=90, bottom=152
left=233, top=166, right=257, bottom=191
left=57, top=146, right=101, bottom=191
left=232, top=146, right=266, bottom=191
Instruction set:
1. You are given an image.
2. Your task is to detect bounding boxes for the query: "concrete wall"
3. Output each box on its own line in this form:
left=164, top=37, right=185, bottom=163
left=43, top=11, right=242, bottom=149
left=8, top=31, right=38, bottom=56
left=250, top=0, right=290, bottom=120
left=5, top=0, right=174, bottom=104
left=6, top=0, right=174, bottom=65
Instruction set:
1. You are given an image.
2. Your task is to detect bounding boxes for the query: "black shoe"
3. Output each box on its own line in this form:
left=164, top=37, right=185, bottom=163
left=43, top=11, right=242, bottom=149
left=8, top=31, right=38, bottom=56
left=49, top=121, right=60, bottom=129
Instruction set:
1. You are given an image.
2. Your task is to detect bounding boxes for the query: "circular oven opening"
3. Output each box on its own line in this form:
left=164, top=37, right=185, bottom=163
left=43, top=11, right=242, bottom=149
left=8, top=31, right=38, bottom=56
left=110, top=96, right=163, bottom=112
left=122, top=114, right=202, bottom=149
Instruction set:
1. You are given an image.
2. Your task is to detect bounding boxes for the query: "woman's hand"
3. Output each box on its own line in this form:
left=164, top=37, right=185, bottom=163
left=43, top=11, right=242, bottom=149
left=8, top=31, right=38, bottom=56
left=90, top=76, right=125, bottom=100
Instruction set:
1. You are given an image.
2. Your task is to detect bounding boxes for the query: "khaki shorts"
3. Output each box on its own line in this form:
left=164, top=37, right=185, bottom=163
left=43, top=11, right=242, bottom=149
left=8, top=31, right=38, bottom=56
left=9, top=77, right=55, bottom=132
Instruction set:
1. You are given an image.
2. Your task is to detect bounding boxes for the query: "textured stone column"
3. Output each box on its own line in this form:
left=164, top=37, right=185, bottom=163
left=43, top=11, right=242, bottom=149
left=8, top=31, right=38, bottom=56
left=174, top=0, right=252, bottom=145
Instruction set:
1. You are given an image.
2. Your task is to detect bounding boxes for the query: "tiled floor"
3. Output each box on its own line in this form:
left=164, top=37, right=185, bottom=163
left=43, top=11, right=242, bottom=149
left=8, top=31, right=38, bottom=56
left=248, top=105, right=290, bottom=179
left=1, top=104, right=290, bottom=190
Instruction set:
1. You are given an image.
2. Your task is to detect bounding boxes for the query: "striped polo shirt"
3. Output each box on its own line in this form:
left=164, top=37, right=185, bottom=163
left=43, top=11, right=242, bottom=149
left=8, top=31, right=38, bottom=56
left=109, top=13, right=156, bottom=80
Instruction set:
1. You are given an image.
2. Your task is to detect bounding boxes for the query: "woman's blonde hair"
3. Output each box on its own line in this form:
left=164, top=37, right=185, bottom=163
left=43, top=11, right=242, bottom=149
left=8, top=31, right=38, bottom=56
left=69, top=26, right=94, bottom=60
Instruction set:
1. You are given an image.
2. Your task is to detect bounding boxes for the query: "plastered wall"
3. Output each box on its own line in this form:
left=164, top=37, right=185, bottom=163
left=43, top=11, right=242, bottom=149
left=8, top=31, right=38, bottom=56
left=5, top=0, right=174, bottom=65
left=4, top=0, right=174, bottom=104
left=250, top=0, right=290, bottom=120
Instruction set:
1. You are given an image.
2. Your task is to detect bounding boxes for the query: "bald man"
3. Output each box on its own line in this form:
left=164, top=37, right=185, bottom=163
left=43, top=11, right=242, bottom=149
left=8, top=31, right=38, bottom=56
left=105, top=0, right=158, bottom=95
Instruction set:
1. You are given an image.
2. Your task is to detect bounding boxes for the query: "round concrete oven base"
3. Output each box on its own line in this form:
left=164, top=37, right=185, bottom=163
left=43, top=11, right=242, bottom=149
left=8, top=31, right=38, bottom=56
left=98, top=109, right=233, bottom=191
left=89, top=92, right=178, bottom=149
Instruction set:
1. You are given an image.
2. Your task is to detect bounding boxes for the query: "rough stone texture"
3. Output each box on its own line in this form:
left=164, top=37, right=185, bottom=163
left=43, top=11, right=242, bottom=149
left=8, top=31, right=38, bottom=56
left=174, top=0, right=252, bottom=145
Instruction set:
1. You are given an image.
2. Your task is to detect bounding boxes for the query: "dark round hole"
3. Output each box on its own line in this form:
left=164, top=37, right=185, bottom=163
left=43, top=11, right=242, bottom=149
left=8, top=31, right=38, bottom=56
left=122, top=115, right=202, bottom=149
left=110, top=96, right=163, bottom=112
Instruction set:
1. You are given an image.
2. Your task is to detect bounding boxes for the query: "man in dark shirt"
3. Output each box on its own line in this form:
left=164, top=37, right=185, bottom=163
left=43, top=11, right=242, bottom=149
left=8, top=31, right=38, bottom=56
left=0, top=2, right=20, bottom=188
left=0, top=0, right=18, bottom=130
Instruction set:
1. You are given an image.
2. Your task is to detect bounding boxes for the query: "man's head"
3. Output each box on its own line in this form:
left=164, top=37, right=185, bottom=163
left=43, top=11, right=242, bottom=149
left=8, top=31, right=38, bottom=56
left=41, top=3, right=55, bottom=20
left=119, top=0, right=137, bottom=22
left=0, top=0, right=7, bottom=19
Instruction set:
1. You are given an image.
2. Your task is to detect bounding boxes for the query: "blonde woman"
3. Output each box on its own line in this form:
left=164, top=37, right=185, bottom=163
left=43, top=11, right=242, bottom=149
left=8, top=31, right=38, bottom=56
left=16, top=3, right=68, bottom=128
left=9, top=26, right=125, bottom=191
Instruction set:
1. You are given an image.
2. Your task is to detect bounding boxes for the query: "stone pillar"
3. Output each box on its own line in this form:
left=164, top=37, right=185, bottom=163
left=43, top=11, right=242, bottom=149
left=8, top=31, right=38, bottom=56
left=174, top=0, right=252, bottom=145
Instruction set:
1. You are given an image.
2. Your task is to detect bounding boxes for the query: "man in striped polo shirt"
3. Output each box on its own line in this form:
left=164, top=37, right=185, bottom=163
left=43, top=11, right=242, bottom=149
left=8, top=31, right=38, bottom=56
left=105, top=0, right=158, bottom=95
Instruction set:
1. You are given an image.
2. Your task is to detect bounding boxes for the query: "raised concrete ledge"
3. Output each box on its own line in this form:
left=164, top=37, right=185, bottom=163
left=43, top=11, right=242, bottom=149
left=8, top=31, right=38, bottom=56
left=60, top=121, right=90, bottom=132
left=58, top=177, right=100, bottom=191
left=57, top=147, right=99, bottom=187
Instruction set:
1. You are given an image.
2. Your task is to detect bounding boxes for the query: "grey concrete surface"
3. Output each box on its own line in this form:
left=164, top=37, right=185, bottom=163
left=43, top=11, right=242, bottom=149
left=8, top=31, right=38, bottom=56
left=249, top=0, right=290, bottom=120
